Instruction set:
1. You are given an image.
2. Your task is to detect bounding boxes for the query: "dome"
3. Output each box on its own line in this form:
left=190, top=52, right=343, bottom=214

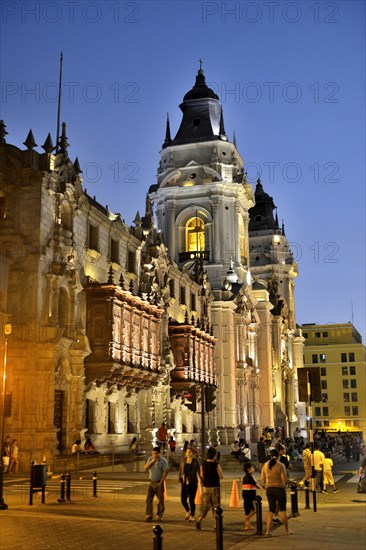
left=183, top=69, right=219, bottom=101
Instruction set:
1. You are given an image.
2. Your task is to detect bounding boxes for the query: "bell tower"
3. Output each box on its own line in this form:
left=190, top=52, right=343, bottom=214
left=149, top=66, right=255, bottom=290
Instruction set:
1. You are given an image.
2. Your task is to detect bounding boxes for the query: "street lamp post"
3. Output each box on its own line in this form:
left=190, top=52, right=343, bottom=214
left=0, top=323, right=11, bottom=510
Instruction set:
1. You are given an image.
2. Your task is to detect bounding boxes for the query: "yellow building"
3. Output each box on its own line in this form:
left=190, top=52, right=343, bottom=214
left=300, top=323, right=366, bottom=438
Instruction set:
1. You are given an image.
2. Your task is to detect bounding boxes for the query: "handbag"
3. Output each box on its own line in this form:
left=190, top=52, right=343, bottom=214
left=357, top=477, right=366, bottom=494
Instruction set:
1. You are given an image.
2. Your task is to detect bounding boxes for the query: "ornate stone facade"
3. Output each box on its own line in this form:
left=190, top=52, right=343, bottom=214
left=0, top=69, right=304, bottom=468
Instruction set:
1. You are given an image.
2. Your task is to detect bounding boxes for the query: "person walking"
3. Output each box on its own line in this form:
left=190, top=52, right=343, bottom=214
left=299, top=443, right=312, bottom=486
left=257, top=436, right=267, bottom=472
left=157, top=423, right=168, bottom=454
left=196, top=446, right=223, bottom=530
left=321, top=452, right=340, bottom=494
left=2, top=435, right=11, bottom=473
left=144, top=446, right=169, bottom=522
left=242, top=462, right=262, bottom=530
left=261, top=448, right=294, bottom=537
left=314, top=442, right=325, bottom=493
left=179, top=446, right=200, bottom=521
left=9, top=439, right=20, bottom=473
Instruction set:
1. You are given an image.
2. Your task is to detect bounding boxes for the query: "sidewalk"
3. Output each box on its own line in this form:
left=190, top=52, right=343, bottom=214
left=0, top=460, right=365, bottom=549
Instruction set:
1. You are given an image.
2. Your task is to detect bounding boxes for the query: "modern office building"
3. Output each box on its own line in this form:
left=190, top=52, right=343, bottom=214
left=300, top=323, right=366, bottom=438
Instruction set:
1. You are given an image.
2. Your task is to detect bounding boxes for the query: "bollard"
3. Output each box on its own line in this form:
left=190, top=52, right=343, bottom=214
left=58, top=474, right=65, bottom=502
left=290, top=483, right=299, bottom=517
left=93, top=471, right=97, bottom=497
left=215, top=506, right=223, bottom=550
left=66, top=473, right=71, bottom=501
left=255, top=495, right=263, bottom=535
left=304, top=480, right=310, bottom=509
left=152, top=525, right=163, bottom=550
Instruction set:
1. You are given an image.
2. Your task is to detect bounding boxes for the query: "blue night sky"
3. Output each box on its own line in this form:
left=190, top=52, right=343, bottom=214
left=1, top=1, right=365, bottom=339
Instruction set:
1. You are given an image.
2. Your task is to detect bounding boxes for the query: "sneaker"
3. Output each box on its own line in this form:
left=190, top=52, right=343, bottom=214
left=185, top=512, right=191, bottom=520
left=333, top=489, right=340, bottom=494
left=189, top=516, right=195, bottom=522
left=321, top=490, right=329, bottom=494
left=145, top=516, right=153, bottom=522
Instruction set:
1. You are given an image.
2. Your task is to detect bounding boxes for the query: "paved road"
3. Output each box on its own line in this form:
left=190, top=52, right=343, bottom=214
left=1, top=461, right=365, bottom=549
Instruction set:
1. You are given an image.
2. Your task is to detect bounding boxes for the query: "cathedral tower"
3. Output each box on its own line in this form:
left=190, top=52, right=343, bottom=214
left=150, top=67, right=254, bottom=290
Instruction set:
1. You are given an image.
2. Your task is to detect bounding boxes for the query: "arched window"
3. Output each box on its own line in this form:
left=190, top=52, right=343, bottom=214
left=185, top=217, right=205, bottom=253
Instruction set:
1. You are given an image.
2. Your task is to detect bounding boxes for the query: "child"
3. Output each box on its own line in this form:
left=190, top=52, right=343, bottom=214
left=168, top=436, right=176, bottom=453
left=321, top=452, right=340, bottom=494
left=242, top=462, right=261, bottom=530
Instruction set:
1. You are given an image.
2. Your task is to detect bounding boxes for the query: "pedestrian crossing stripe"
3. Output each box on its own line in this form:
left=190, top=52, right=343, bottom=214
left=347, top=474, right=362, bottom=483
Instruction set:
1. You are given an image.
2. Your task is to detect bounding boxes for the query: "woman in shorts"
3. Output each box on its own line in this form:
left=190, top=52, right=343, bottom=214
left=261, top=448, right=294, bottom=537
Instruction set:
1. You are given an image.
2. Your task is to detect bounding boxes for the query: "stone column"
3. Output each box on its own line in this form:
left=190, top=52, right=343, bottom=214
left=211, top=200, right=221, bottom=263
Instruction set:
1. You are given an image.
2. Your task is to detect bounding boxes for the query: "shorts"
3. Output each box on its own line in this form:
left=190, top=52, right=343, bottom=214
left=266, top=486, right=287, bottom=513
left=243, top=492, right=256, bottom=515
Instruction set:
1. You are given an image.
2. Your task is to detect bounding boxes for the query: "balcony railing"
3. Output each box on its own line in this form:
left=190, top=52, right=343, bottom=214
left=179, top=251, right=209, bottom=263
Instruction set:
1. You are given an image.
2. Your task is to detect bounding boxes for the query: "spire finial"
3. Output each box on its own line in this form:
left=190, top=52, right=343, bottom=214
left=233, top=129, right=237, bottom=148
left=275, top=208, right=279, bottom=230
left=164, top=112, right=172, bottom=146
left=41, top=133, right=54, bottom=154
left=23, top=129, right=37, bottom=151
left=219, top=107, right=226, bottom=137
left=58, top=121, right=69, bottom=153
left=199, top=58, right=203, bottom=72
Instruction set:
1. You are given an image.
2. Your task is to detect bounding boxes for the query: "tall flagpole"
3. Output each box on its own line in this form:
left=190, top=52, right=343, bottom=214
left=55, top=52, right=63, bottom=154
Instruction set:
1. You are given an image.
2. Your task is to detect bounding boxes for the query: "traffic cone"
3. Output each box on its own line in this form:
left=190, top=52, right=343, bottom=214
left=195, top=478, right=202, bottom=505
left=164, top=479, right=168, bottom=501
left=229, top=479, right=240, bottom=508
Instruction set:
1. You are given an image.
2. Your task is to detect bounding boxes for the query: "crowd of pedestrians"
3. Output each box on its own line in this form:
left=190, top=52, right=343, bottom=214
left=143, top=423, right=365, bottom=534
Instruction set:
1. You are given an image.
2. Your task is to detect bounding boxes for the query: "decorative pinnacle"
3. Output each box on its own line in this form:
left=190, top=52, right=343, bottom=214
left=23, top=129, right=37, bottom=150
left=58, top=122, right=69, bottom=153
left=41, top=133, right=54, bottom=154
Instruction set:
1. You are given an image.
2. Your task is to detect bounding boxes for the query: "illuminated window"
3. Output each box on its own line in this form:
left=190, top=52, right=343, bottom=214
left=320, top=354, right=326, bottom=363
left=186, top=217, right=205, bottom=252
left=342, top=366, right=348, bottom=375
left=321, top=393, right=328, bottom=402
